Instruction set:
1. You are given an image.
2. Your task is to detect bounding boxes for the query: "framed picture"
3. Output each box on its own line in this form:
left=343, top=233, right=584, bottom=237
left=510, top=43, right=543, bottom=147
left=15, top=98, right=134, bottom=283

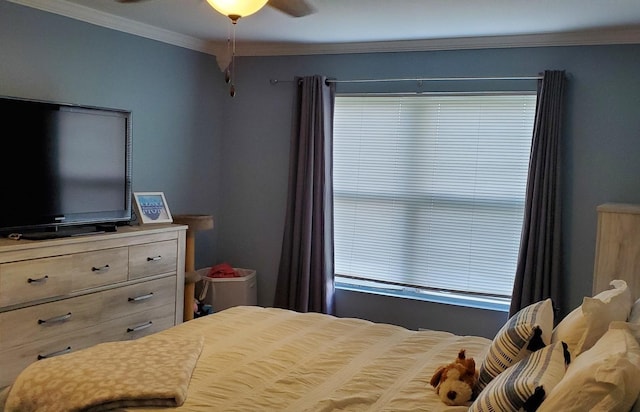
left=133, top=192, right=173, bottom=224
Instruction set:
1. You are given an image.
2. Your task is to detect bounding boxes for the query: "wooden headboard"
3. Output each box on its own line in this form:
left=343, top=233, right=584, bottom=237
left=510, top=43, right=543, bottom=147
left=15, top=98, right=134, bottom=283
left=592, top=203, right=640, bottom=302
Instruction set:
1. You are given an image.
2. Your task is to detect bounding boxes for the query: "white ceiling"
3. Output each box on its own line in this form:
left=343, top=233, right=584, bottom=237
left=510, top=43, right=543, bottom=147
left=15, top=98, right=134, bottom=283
left=9, top=0, right=640, bottom=63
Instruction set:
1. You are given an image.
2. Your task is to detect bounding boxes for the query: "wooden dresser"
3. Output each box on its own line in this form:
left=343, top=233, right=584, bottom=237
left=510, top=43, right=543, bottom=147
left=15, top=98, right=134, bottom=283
left=592, top=203, right=640, bottom=301
left=0, top=224, right=186, bottom=388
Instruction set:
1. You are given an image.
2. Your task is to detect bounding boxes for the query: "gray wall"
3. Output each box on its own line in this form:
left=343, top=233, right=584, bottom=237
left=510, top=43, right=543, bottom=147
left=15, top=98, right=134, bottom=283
left=3, top=2, right=640, bottom=339
left=218, top=47, right=640, bottom=337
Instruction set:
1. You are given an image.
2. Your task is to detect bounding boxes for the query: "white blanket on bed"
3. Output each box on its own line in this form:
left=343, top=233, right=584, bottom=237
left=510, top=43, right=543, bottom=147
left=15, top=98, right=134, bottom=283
left=121, top=306, right=491, bottom=411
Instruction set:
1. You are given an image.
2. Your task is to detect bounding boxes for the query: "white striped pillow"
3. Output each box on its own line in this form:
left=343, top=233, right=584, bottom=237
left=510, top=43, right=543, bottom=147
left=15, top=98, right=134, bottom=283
left=470, top=341, right=569, bottom=412
left=476, top=298, right=554, bottom=392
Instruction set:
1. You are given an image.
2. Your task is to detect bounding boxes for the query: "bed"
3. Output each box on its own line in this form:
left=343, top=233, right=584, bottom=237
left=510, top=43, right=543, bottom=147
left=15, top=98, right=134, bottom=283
left=2, top=203, right=640, bottom=412
left=3, top=292, right=640, bottom=412
left=1, top=305, right=490, bottom=411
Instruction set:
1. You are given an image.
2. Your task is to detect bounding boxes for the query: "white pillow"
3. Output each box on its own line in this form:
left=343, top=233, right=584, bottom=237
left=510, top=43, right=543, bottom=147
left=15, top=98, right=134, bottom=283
left=629, top=297, right=640, bottom=324
left=552, top=279, right=632, bottom=356
left=476, top=298, right=554, bottom=392
left=470, top=341, right=569, bottom=412
left=538, top=322, right=640, bottom=412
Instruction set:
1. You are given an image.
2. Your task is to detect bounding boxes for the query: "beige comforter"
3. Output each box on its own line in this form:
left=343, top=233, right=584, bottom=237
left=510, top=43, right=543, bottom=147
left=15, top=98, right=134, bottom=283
left=136, top=306, right=489, bottom=411
left=3, top=306, right=490, bottom=411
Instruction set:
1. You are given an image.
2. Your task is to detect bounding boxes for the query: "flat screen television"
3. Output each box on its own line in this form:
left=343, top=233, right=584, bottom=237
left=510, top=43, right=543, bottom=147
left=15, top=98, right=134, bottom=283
left=0, top=95, right=132, bottom=238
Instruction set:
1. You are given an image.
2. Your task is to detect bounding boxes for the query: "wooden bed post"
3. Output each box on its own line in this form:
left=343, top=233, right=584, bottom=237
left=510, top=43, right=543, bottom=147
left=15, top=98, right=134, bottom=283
left=593, top=203, right=640, bottom=301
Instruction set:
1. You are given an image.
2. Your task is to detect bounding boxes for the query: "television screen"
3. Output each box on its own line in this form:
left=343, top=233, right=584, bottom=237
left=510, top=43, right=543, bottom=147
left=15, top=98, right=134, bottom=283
left=0, top=96, right=132, bottom=235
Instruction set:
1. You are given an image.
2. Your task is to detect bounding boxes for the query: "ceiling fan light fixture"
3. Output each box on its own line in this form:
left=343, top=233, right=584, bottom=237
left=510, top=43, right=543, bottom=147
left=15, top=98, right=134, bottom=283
left=205, top=0, right=269, bottom=21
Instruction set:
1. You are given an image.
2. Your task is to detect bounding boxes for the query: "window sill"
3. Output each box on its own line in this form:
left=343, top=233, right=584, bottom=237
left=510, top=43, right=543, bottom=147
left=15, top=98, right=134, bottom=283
left=335, top=280, right=510, bottom=313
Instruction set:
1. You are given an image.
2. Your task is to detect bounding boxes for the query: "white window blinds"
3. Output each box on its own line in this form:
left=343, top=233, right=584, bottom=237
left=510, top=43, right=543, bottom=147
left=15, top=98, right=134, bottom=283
left=333, top=93, right=537, bottom=298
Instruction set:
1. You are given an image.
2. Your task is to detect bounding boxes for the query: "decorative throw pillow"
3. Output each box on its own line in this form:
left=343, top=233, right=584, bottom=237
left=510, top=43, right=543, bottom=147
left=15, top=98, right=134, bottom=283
left=470, top=341, right=570, bottom=412
left=538, top=321, right=640, bottom=412
left=476, top=298, right=554, bottom=392
left=552, top=279, right=632, bottom=356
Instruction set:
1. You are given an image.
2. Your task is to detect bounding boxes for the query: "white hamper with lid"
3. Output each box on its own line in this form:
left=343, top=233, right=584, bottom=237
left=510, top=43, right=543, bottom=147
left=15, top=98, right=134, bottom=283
left=196, top=268, right=257, bottom=312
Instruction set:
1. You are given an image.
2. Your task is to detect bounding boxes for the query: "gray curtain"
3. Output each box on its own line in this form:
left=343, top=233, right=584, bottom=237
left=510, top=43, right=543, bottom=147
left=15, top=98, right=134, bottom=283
left=274, top=75, right=336, bottom=314
left=509, top=70, right=566, bottom=317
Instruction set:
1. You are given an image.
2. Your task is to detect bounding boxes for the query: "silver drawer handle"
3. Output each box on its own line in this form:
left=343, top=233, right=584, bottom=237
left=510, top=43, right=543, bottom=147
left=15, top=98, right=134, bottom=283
left=91, top=264, right=110, bottom=272
left=38, top=346, right=71, bottom=360
left=27, top=275, right=49, bottom=284
left=147, top=256, right=162, bottom=262
left=38, top=312, right=72, bottom=325
left=128, top=292, right=154, bottom=302
left=127, top=321, right=153, bottom=333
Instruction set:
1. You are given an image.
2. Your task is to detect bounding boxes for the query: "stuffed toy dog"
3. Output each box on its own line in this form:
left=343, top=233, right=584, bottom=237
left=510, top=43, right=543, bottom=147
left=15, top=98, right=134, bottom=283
left=430, top=349, right=479, bottom=406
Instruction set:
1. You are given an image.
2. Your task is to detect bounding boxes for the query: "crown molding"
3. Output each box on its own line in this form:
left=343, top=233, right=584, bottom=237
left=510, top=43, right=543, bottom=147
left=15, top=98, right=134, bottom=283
left=7, top=0, right=218, bottom=55
left=9, top=0, right=640, bottom=66
left=233, top=26, right=640, bottom=57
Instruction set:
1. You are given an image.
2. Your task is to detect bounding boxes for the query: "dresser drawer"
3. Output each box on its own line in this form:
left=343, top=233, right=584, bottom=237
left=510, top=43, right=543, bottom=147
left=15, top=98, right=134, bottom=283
left=100, top=304, right=176, bottom=342
left=0, top=322, right=105, bottom=388
left=71, top=247, right=129, bottom=291
left=0, top=255, right=73, bottom=307
left=0, top=292, right=101, bottom=350
left=129, top=240, right=177, bottom=279
left=102, top=276, right=176, bottom=320
left=0, top=305, right=176, bottom=388
left=0, top=275, right=177, bottom=351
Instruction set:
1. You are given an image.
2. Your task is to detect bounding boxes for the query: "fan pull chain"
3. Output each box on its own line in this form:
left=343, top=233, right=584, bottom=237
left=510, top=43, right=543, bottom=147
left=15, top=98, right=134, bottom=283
left=223, top=14, right=243, bottom=97
left=223, top=19, right=236, bottom=97
left=224, top=20, right=232, bottom=84
left=230, top=23, right=236, bottom=97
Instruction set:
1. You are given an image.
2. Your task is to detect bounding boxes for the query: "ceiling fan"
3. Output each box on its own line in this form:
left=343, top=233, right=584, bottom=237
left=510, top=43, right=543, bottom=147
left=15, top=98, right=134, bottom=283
left=115, top=0, right=316, bottom=19
left=116, top=0, right=316, bottom=96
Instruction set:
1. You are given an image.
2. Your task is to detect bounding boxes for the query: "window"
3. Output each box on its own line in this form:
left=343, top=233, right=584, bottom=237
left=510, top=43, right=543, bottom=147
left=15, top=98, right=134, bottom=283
left=332, top=93, right=536, bottom=304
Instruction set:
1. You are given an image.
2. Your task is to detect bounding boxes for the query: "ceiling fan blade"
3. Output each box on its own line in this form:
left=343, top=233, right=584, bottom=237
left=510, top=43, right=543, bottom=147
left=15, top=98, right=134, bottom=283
left=114, top=0, right=316, bottom=17
left=268, top=0, right=315, bottom=17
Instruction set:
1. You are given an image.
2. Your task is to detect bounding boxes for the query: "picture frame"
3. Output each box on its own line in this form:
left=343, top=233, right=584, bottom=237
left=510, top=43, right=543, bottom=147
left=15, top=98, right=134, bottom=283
left=133, top=192, right=173, bottom=224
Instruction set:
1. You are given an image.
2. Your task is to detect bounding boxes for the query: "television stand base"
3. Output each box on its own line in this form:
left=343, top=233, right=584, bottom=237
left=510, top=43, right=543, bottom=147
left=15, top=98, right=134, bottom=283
left=17, top=226, right=111, bottom=241
left=95, top=223, right=118, bottom=232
